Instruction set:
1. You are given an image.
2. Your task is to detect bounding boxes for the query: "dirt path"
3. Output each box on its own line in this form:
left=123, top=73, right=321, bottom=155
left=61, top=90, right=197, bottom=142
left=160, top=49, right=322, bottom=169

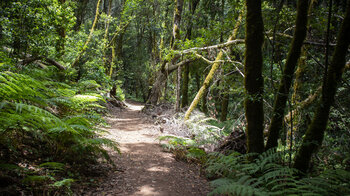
left=81, top=101, right=210, bottom=196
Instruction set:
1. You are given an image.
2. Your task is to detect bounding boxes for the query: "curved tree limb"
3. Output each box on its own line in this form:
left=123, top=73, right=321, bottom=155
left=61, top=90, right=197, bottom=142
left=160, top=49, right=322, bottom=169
left=2, top=47, right=66, bottom=70
left=176, top=39, right=244, bottom=55
left=184, top=10, right=243, bottom=120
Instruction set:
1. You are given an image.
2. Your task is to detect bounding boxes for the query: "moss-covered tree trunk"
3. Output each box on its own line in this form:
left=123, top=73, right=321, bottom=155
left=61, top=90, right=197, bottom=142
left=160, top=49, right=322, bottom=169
left=220, top=86, right=229, bottom=121
left=181, top=0, right=199, bottom=108
left=265, top=0, right=309, bottom=150
left=202, top=86, right=209, bottom=114
left=244, top=0, right=265, bottom=153
left=182, top=62, right=190, bottom=107
left=184, top=51, right=224, bottom=119
left=184, top=10, right=243, bottom=120
left=147, top=0, right=184, bottom=105
left=174, top=0, right=184, bottom=111
left=74, top=0, right=89, bottom=31
left=56, top=0, right=66, bottom=58
left=71, top=0, right=102, bottom=68
left=293, top=2, right=350, bottom=173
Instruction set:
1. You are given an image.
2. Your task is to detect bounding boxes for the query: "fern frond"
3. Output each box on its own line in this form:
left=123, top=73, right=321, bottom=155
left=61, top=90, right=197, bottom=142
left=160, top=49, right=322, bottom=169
left=210, top=178, right=269, bottom=196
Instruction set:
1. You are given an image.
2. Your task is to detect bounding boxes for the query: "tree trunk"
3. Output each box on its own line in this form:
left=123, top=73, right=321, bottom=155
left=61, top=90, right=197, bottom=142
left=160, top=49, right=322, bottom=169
left=202, top=87, right=208, bottom=114
left=293, top=2, right=350, bottom=173
left=147, top=0, right=184, bottom=105
left=220, top=86, right=229, bottom=121
left=181, top=0, right=199, bottom=108
left=103, top=0, right=112, bottom=74
left=244, top=0, right=265, bottom=153
left=74, top=0, right=89, bottom=31
left=184, top=10, right=243, bottom=120
left=175, top=65, right=182, bottom=111
left=265, top=0, right=310, bottom=150
left=181, top=62, right=190, bottom=107
left=174, top=0, right=184, bottom=111
left=71, top=0, right=102, bottom=68
left=55, top=0, right=66, bottom=58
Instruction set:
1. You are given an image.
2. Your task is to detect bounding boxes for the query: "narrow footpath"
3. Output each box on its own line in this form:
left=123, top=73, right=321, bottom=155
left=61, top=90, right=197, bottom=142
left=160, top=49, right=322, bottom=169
left=82, top=100, right=210, bottom=196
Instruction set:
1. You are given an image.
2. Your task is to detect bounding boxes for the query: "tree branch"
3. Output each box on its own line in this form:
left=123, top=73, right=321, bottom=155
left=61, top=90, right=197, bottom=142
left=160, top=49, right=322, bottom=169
left=166, top=58, right=194, bottom=72
left=176, top=39, right=245, bottom=55
left=2, top=47, right=66, bottom=70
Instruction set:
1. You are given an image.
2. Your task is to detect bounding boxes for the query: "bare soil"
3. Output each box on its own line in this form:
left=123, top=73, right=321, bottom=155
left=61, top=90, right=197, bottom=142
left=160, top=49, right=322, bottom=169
left=78, top=100, right=210, bottom=196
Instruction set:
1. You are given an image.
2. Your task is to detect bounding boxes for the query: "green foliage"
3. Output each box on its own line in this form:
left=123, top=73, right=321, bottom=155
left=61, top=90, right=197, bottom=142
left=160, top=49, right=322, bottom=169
left=51, top=178, right=74, bottom=188
left=158, top=135, right=207, bottom=164
left=40, top=162, right=65, bottom=172
left=1, top=0, right=76, bottom=56
left=0, top=70, right=118, bottom=194
left=206, top=149, right=350, bottom=196
left=22, top=175, right=55, bottom=186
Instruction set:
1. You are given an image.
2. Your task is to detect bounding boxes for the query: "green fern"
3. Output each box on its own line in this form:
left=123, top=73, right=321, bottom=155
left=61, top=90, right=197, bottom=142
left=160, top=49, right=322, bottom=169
left=39, top=162, right=65, bottom=171
left=206, top=149, right=350, bottom=196
left=0, top=71, right=119, bottom=165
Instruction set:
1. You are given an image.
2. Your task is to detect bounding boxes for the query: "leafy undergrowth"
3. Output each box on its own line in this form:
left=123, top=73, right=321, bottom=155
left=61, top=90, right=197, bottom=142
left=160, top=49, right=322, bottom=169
left=157, top=110, right=350, bottom=196
left=0, top=68, right=120, bottom=195
left=206, top=149, right=350, bottom=196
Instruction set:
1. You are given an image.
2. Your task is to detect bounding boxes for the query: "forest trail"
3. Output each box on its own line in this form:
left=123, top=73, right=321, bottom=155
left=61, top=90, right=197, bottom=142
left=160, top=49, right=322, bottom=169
left=81, top=100, right=210, bottom=196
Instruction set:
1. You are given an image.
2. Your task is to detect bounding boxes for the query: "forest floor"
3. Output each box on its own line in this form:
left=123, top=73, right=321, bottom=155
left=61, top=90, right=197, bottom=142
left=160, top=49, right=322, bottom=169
left=76, top=100, right=210, bottom=196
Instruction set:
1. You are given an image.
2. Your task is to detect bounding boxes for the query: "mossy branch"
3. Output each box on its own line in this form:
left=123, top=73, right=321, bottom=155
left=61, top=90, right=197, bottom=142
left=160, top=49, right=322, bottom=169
left=184, top=11, right=243, bottom=120
left=71, top=0, right=102, bottom=67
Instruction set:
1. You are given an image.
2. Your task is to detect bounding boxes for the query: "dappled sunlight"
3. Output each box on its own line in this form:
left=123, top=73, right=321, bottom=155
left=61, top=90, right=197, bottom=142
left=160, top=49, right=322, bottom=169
left=125, top=101, right=144, bottom=111
left=82, top=101, right=209, bottom=195
left=135, top=185, right=160, bottom=195
left=147, top=166, right=170, bottom=172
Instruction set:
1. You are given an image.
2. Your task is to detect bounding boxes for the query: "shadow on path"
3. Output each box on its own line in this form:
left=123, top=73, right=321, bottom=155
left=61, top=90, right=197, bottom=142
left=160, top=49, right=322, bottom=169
left=81, top=100, right=210, bottom=196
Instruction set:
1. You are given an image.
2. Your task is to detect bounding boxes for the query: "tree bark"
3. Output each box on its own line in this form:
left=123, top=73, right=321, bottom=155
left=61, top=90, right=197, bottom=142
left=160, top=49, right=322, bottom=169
left=244, top=0, right=265, bottom=153
left=103, top=0, right=112, bottom=74
left=147, top=0, right=184, bottom=105
left=265, top=0, right=310, bottom=150
left=181, top=62, right=190, bottom=107
left=74, top=0, right=89, bottom=31
left=184, top=10, right=243, bottom=120
left=181, top=0, right=200, bottom=108
left=71, top=0, right=102, bottom=68
left=220, top=85, right=229, bottom=121
left=56, top=0, right=66, bottom=58
left=293, top=2, right=350, bottom=173
left=174, top=0, right=184, bottom=111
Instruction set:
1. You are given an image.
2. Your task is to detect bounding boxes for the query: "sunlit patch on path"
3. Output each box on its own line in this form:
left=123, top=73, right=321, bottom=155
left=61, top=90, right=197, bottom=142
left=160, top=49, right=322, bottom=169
left=81, top=100, right=209, bottom=196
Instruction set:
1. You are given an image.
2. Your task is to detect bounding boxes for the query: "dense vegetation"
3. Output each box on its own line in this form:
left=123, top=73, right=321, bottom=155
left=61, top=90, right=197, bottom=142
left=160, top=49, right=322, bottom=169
left=1, top=0, right=349, bottom=195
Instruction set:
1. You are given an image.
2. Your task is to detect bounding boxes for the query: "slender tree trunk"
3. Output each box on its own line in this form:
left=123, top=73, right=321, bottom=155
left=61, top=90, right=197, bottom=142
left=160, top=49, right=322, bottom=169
left=176, top=65, right=182, bottom=111
left=174, top=0, right=184, bottom=111
left=0, top=23, right=2, bottom=41
left=181, top=0, right=199, bottom=108
left=184, top=10, right=243, bottom=120
left=55, top=0, right=66, bottom=58
left=181, top=63, right=190, bottom=107
left=71, top=0, right=102, bottom=67
left=244, top=0, right=265, bottom=153
left=103, top=0, right=112, bottom=74
left=147, top=0, right=184, bottom=105
left=109, top=41, right=116, bottom=78
left=74, top=0, right=89, bottom=31
left=265, top=0, right=310, bottom=150
left=293, top=1, right=350, bottom=173
left=202, top=87, right=208, bottom=114
left=220, top=85, right=229, bottom=121
left=289, top=0, right=316, bottom=144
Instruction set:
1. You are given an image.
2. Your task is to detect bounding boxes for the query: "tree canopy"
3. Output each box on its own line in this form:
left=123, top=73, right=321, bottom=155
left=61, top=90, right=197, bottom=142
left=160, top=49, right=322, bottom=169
left=1, top=0, right=350, bottom=195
